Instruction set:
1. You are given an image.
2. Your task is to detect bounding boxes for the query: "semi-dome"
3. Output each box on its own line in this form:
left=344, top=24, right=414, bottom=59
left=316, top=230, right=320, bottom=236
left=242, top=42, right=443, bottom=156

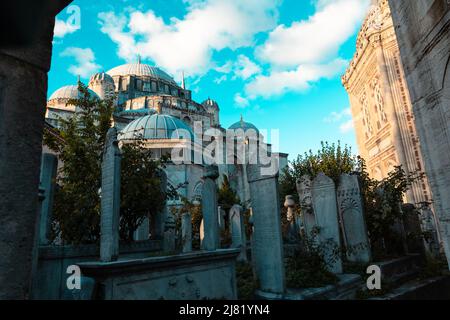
left=228, top=116, right=258, bottom=132
left=119, top=114, right=195, bottom=140
left=106, top=62, right=177, bottom=86
left=89, top=72, right=114, bottom=84
left=48, top=85, right=99, bottom=101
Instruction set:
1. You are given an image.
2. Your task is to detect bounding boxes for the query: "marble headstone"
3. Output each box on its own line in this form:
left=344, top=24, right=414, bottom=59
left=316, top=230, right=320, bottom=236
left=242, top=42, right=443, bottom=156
left=229, top=204, right=247, bottom=261
left=201, top=165, right=220, bottom=251
left=337, top=174, right=371, bottom=263
left=296, top=175, right=316, bottom=239
left=312, top=172, right=343, bottom=274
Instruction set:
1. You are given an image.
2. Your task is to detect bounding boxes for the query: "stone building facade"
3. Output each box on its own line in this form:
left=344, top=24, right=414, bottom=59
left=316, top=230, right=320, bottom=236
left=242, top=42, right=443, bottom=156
left=342, top=0, right=432, bottom=205
left=388, top=0, right=450, bottom=265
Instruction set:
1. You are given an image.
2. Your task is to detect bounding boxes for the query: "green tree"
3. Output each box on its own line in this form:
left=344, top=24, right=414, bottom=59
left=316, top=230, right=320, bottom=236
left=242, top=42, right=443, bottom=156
left=44, top=83, right=165, bottom=244
left=218, top=174, right=240, bottom=211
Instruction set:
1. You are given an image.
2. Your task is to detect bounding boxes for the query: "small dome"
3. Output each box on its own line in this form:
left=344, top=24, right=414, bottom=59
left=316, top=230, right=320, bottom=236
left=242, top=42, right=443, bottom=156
left=228, top=116, right=258, bottom=133
left=119, top=114, right=195, bottom=140
left=202, top=98, right=219, bottom=110
left=89, top=72, right=114, bottom=84
left=48, top=85, right=99, bottom=101
left=106, top=62, right=177, bottom=85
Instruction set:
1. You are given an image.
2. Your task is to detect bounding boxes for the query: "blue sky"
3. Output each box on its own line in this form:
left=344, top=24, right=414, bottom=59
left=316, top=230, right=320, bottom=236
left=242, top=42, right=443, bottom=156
left=49, top=0, right=371, bottom=160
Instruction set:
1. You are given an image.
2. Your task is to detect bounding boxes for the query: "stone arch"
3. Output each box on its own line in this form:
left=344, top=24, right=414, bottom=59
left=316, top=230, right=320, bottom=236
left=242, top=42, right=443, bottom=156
left=192, top=181, right=203, bottom=202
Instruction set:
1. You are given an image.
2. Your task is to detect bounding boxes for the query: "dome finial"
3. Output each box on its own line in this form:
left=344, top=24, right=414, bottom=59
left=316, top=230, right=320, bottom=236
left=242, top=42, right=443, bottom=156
left=77, top=75, right=81, bottom=83
left=181, top=70, right=186, bottom=89
left=137, top=54, right=141, bottom=64
left=240, top=114, right=244, bottom=125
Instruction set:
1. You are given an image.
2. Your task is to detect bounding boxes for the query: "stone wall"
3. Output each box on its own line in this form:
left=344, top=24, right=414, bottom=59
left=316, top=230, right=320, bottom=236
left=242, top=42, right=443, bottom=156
left=388, top=0, right=450, bottom=266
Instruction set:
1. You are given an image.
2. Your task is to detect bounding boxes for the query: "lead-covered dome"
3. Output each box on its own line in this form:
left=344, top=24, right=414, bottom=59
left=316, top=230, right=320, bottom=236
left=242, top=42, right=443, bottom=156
left=228, top=116, right=258, bottom=133
left=48, top=85, right=99, bottom=101
left=119, top=114, right=194, bottom=140
left=106, top=62, right=177, bottom=86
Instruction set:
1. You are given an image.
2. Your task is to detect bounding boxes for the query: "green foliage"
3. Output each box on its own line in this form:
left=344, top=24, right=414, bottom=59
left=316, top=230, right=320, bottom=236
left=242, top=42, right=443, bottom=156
left=44, top=83, right=165, bottom=244
left=218, top=175, right=240, bottom=211
left=236, top=262, right=258, bottom=300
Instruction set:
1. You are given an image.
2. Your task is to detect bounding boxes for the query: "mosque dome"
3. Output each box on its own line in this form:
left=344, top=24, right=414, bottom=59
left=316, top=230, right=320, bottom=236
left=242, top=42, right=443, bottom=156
left=119, top=114, right=195, bottom=140
left=89, top=72, right=114, bottom=84
left=228, top=116, right=259, bottom=133
left=48, top=85, right=99, bottom=101
left=106, top=62, right=177, bottom=86
left=117, top=108, right=157, bottom=118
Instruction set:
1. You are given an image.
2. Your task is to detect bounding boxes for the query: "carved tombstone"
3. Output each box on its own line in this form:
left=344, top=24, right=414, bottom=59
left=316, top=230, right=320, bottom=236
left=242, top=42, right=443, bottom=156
left=181, top=212, right=192, bottom=253
left=418, top=202, right=440, bottom=256
left=163, top=212, right=176, bottom=253
left=201, top=165, right=220, bottom=251
left=133, top=217, right=150, bottom=241
left=100, top=128, right=122, bottom=262
left=39, top=153, right=58, bottom=245
left=247, top=163, right=285, bottom=295
left=312, top=173, right=343, bottom=274
left=296, top=175, right=316, bottom=239
left=284, top=195, right=299, bottom=243
left=152, top=170, right=167, bottom=240
left=229, top=204, right=247, bottom=261
left=337, top=174, right=371, bottom=263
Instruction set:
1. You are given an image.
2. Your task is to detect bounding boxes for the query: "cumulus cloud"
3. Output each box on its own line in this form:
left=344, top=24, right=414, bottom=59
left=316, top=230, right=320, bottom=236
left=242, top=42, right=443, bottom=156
left=54, top=18, right=80, bottom=38
left=60, top=47, right=101, bottom=79
left=256, top=0, right=370, bottom=67
left=324, top=107, right=352, bottom=123
left=98, top=0, right=280, bottom=77
left=245, top=58, right=348, bottom=98
left=339, top=119, right=354, bottom=133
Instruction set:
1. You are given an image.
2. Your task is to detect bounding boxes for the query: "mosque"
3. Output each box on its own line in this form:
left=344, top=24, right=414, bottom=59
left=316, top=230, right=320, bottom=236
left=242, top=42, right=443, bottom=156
left=45, top=60, right=289, bottom=208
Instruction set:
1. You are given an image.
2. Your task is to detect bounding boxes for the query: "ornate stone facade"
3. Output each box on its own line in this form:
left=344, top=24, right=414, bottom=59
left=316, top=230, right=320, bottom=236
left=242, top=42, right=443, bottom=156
left=342, top=0, right=432, bottom=205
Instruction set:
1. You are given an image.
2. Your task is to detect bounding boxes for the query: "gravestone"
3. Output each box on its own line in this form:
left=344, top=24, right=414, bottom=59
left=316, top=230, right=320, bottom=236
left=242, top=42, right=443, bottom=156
left=152, top=170, right=167, bottom=240
left=100, top=128, right=121, bottom=262
left=39, top=153, right=58, bottom=245
left=296, top=175, right=316, bottom=239
left=163, top=212, right=176, bottom=253
left=312, top=172, right=343, bottom=274
left=337, top=174, right=371, bottom=263
left=402, top=203, right=426, bottom=255
left=201, top=165, right=220, bottom=251
left=200, top=219, right=205, bottom=248
left=134, top=217, right=150, bottom=241
left=247, top=162, right=285, bottom=296
left=182, top=212, right=192, bottom=253
left=218, top=206, right=226, bottom=232
left=284, top=195, right=299, bottom=243
left=418, top=202, right=440, bottom=255
left=229, top=204, right=247, bottom=261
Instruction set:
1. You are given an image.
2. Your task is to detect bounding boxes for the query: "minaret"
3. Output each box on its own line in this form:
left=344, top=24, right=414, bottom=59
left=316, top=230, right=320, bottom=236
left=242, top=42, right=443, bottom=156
left=181, top=71, right=186, bottom=90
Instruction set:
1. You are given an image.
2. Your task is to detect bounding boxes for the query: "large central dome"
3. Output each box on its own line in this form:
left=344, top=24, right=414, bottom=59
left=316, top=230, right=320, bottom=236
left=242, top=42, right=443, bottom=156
left=106, top=62, right=177, bottom=86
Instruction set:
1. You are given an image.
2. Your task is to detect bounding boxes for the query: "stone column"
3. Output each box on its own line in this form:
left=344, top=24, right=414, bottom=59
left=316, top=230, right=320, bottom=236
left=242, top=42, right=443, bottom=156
left=337, top=174, right=371, bottom=263
left=201, top=165, right=220, bottom=251
left=181, top=212, right=192, bottom=253
left=229, top=204, right=247, bottom=261
left=247, top=163, right=285, bottom=296
left=100, top=128, right=121, bottom=262
left=0, top=0, right=72, bottom=299
left=296, top=175, right=316, bottom=239
left=38, top=153, right=58, bottom=245
left=312, top=173, right=343, bottom=274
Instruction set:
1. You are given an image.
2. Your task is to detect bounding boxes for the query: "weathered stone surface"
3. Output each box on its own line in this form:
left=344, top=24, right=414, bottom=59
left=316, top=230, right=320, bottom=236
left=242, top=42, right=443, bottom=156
left=134, top=217, right=150, bottom=241
left=100, top=128, right=121, bottom=262
left=247, top=163, right=285, bottom=295
left=78, top=249, right=240, bottom=300
left=312, top=173, right=343, bottom=274
left=284, top=195, right=300, bottom=243
left=337, top=174, right=371, bottom=263
left=38, top=153, right=58, bottom=245
left=163, top=212, right=176, bottom=253
left=152, top=170, right=167, bottom=240
left=218, top=206, right=226, bottom=232
left=201, top=165, right=219, bottom=251
left=418, top=202, right=440, bottom=256
left=229, top=204, right=247, bottom=261
left=182, top=212, right=192, bottom=253
left=389, top=0, right=450, bottom=267
left=296, top=175, right=316, bottom=238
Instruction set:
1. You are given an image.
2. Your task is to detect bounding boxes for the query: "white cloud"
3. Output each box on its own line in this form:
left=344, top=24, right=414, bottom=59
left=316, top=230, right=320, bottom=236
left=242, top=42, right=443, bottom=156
left=233, top=55, right=262, bottom=80
left=324, top=107, right=351, bottom=123
left=54, top=18, right=80, bottom=38
left=256, top=0, right=370, bottom=67
left=98, top=0, right=280, bottom=77
left=339, top=119, right=354, bottom=133
left=234, top=93, right=250, bottom=108
left=245, top=58, right=348, bottom=98
left=60, top=47, right=101, bottom=79
left=214, top=75, right=227, bottom=84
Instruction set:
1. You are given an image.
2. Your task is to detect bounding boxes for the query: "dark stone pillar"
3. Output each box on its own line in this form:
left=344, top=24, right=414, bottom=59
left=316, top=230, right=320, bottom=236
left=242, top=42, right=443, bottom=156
left=0, top=0, right=72, bottom=299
